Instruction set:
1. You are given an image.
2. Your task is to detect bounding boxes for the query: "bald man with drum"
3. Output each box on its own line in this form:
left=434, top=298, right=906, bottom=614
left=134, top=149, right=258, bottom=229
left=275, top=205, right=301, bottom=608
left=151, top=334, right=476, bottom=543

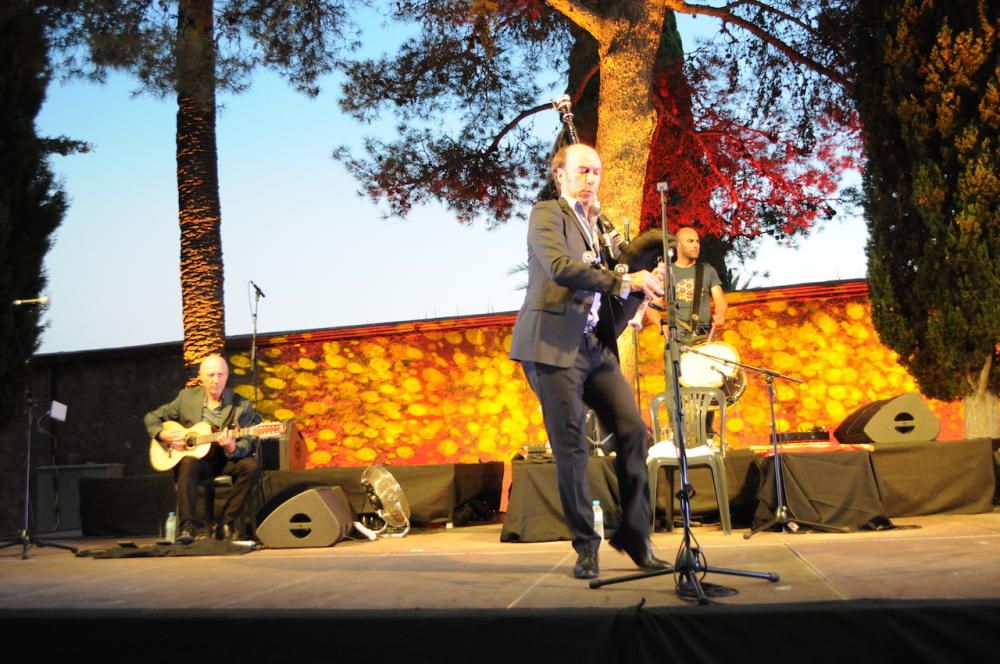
left=672, top=227, right=727, bottom=341
left=658, top=226, right=734, bottom=441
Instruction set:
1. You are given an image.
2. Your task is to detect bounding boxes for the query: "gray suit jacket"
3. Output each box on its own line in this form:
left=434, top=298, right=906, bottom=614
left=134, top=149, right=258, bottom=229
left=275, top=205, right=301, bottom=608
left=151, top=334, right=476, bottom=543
left=509, top=198, right=635, bottom=368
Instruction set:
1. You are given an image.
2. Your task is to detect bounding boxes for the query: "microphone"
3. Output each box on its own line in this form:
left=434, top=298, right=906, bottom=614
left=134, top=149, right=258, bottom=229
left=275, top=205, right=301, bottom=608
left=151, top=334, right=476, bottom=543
left=595, top=213, right=626, bottom=261
left=250, top=281, right=266, bottom=298
left=12, top=296, right=49, bottom=306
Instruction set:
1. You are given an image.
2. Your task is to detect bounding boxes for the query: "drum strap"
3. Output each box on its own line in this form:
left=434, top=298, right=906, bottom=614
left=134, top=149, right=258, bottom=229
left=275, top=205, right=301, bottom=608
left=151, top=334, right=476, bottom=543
left=690, top=263, right=705, bottom=327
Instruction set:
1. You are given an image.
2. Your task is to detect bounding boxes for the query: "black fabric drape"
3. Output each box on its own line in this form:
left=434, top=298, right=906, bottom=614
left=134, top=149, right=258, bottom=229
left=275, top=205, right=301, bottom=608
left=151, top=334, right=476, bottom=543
left=753, top=450, right=893, bottom=532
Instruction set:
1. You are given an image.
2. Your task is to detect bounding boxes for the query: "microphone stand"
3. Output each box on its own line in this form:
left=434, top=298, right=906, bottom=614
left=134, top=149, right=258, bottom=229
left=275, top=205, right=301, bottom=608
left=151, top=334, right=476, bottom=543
left=249, top=281, right=263, bottom=419
left=590, top=183, right=777, bottom=603
left=247, top=282, right=266, bottom=538
left=0, top=306, right=77, bottom=558
left=675, top=346, right=847, bottom=536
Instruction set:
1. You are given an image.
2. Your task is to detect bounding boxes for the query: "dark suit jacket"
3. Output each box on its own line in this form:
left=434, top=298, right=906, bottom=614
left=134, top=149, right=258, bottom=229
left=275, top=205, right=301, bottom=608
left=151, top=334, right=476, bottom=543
left=509, top=198, right=639, bottom=367
left=144, top=386, right=259, bottom=459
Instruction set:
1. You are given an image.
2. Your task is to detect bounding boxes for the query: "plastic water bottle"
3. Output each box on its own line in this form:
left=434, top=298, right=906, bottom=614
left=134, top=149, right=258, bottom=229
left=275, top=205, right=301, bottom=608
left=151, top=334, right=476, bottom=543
left=165, top=511, right=177, bottom=542
left=592, top=500, right=604, bottom=541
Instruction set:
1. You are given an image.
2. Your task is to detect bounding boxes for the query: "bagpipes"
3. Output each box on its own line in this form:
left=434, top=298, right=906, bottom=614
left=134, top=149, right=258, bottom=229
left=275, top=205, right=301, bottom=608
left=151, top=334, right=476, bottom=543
left=553, top=95, right=669, bottom=336
left=612, top=228, right=668, bottom=336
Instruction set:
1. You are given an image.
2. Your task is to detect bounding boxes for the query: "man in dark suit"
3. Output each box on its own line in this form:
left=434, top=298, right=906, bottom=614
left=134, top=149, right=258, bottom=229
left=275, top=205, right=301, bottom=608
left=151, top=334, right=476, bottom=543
left=509, top=143, right=670, bottom=579
left=144, top=354, right=260, bottom=543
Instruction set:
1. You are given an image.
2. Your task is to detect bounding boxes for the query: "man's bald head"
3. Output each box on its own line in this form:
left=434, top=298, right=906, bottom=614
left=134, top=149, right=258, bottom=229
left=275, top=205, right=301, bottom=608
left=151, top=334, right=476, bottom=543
left=551, top=144, right=602, bottom=211
left=676, top=226, right=701, bottom=264
left=551, top=143, right=599, bottom=177
left=198, top=354, right=229, bottom=401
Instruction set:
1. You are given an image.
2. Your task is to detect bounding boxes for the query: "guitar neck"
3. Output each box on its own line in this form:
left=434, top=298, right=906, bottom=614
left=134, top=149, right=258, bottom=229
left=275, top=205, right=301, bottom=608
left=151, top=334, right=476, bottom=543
left=195, top=426, right=257, bottom=445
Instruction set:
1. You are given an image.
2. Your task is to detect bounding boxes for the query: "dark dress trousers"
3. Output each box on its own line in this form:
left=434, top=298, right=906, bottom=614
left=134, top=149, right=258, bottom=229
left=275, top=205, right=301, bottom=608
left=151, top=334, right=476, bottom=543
left=509, top=198, right=652, bottom=556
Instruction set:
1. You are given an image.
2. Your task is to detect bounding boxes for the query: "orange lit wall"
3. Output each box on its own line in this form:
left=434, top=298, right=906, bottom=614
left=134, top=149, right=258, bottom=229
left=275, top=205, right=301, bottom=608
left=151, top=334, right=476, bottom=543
left=634, top=280, right=963, bottom=449
left=228, top=280, right=962, bottom=469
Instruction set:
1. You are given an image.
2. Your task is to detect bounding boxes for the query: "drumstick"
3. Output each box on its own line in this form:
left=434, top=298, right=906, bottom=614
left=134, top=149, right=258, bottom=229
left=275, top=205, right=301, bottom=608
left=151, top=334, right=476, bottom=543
left=706, top=325, right=716, bottom=343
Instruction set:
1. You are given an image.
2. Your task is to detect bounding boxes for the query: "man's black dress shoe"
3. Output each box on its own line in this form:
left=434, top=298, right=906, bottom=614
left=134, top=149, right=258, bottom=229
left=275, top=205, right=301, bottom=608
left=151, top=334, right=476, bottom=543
left=175, top=523, right=196, bottom=545
left=609, top=538, right=670, bottom=571
left=573, top=552, right=599, bottom=579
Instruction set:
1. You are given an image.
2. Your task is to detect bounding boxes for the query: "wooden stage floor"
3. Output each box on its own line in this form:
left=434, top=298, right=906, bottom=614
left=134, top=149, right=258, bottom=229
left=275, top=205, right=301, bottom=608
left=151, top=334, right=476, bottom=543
left=4, top=509, right=1000, bottom=610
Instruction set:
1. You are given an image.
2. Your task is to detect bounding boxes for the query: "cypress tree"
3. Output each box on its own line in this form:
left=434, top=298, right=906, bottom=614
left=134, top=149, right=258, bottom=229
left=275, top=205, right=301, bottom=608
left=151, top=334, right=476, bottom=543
left=853, top=0, right=999, bottom=436
left=0, top=3, right=66, bottom=424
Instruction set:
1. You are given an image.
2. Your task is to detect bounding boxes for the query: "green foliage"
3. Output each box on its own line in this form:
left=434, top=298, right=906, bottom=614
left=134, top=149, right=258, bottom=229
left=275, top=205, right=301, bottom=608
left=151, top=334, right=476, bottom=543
left=334, top=1, right=569, bottom=226
left=335, top=0, right=863, bottom=259
left=42, top=0, right=361, bottom=96
left=0, top=2, right=67, bottom=424
left=853, top=0, right=999, bottom=400
left=37, top=1, right=362, bottom=368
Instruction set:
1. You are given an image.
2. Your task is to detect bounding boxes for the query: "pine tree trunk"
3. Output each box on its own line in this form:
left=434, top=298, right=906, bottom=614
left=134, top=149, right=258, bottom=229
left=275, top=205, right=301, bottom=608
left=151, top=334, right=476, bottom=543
left=590, top=8, right=666, bottom=227
left=175, top=0, right=225, bottom=381
left=558, top=4, right=662, bottom=385
left=589, top=6, right=669, bottom=385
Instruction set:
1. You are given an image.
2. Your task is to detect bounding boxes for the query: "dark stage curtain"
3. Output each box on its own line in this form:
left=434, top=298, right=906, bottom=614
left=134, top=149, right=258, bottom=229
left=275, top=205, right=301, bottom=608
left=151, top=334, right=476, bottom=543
left=500, top=457, right=622, bottom=543
left=870, top=438, right=995, bottom=516
left=753, top=450, right=893, bottom=532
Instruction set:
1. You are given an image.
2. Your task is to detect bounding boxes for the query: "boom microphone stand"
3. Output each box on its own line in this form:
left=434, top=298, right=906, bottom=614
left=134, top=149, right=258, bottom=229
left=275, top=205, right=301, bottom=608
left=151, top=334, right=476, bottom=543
left=590, top=183, right=778, bottom=603
left=744, top=366, right=847, bottom=537
left=249, top=280, right=265, bottom=417
left=246, top=281, right=267, bottom=538
left=0, top=300, right=77, bottom=558
left=675, top=345, right=844, bottom=536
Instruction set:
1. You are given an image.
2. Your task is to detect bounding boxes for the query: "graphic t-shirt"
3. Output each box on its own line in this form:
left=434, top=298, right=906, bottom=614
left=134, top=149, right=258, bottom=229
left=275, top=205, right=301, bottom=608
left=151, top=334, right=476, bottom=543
left=672, top=262, right=721, bottom=328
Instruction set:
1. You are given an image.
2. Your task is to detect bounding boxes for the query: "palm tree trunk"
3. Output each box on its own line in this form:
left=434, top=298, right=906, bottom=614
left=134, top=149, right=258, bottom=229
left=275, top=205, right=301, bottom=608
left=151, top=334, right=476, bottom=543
left=176, top=0, right=225, bottom=381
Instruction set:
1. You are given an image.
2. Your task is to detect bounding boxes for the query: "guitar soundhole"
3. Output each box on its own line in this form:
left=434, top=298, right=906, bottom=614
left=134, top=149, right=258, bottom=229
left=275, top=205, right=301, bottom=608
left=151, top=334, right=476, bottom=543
left=184, top=436, right=198, bottom=450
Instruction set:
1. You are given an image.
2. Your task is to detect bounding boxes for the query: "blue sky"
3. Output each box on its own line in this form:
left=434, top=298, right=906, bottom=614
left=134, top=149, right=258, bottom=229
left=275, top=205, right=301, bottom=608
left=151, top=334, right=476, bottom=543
left=33, top=12, right=867, bottom=354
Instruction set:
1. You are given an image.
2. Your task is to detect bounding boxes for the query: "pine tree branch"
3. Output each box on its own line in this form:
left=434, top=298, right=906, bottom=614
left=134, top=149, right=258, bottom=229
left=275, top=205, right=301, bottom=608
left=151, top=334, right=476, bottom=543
left=545, top=0, right=603, bottom=36
left=664, top=0, right=849, bottom=87
left=488, top=102, right=552, bottom=152
left=722, top=0, right=823, bottom=39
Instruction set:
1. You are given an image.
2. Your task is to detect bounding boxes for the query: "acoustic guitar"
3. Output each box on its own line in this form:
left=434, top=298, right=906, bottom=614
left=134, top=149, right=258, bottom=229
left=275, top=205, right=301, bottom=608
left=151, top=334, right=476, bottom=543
left=149, top=420, right=286, bottom=471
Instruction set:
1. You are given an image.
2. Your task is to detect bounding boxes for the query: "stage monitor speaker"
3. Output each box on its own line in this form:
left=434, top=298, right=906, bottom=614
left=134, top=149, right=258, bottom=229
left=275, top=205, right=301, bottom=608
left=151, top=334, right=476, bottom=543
left=255, top=485, right=353, bottom=548
left=833, top=391, right=940, bottom=445
left=259, top=420, right=308, bottom=470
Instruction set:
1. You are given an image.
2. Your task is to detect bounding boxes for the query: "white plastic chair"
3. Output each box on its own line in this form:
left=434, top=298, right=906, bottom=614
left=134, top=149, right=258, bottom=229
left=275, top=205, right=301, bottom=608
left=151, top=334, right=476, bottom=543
left=647, top=387, right=732, bottom=534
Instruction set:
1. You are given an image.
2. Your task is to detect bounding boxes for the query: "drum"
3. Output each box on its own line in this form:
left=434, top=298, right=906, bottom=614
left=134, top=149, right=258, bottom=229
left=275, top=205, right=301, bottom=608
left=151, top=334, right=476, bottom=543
left=678, top=341, right=746, bottom=404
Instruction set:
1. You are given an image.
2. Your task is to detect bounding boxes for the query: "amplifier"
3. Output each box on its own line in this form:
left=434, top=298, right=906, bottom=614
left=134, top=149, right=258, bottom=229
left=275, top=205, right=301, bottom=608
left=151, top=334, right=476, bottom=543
left=259, top=421, right=309, bottom=470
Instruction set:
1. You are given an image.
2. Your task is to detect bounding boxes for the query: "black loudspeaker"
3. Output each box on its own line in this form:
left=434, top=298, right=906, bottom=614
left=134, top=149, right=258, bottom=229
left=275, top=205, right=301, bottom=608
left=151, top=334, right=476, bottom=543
left=255, top=484, right=353, bottom=548
left=259, top=421, right=308, bottom=471
left=834, top=391, right=940, bottom=445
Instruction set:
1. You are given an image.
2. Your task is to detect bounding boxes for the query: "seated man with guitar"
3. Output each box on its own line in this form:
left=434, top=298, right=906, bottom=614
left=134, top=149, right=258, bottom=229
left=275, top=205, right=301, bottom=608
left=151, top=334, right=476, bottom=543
left=144, top=354, right=265, bottom=544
